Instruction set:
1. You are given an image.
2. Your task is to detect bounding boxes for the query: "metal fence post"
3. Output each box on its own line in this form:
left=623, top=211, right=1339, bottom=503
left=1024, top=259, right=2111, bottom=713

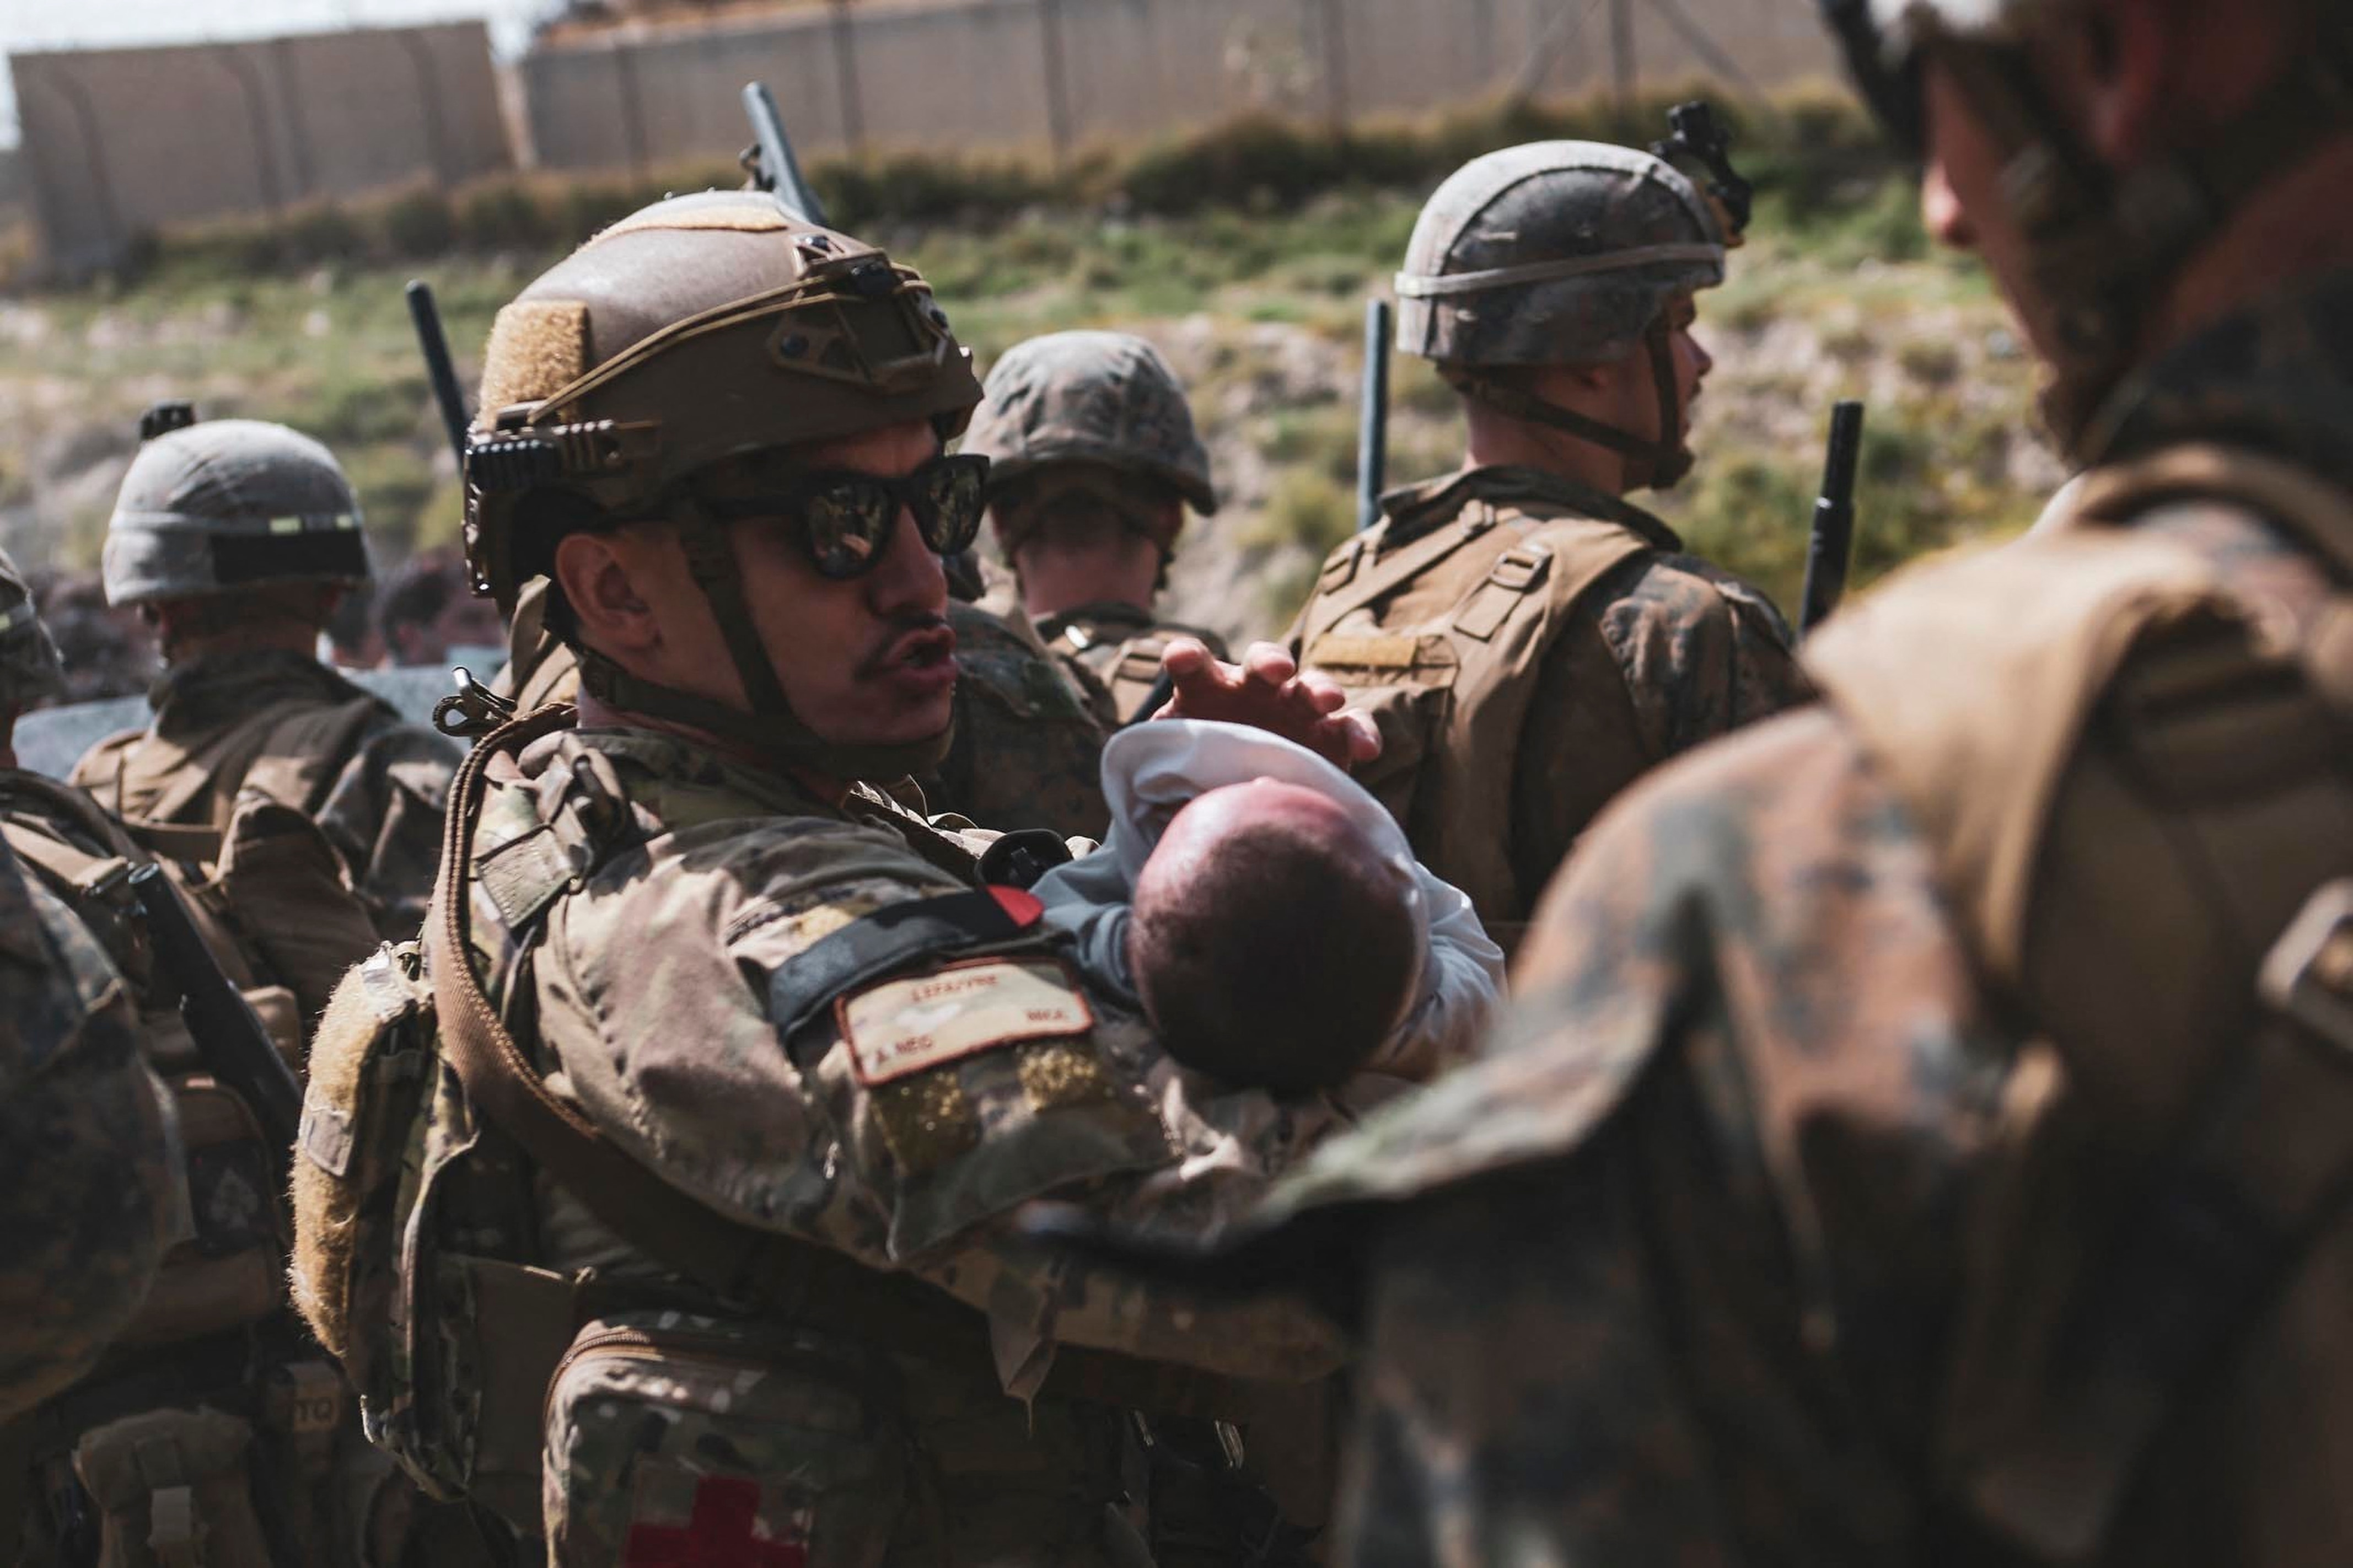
left=1610, top=0, right=1636, bottom=115
left=831, top=0, right=867, bottom=153
left=1039, top=0, right=1074, bottom=166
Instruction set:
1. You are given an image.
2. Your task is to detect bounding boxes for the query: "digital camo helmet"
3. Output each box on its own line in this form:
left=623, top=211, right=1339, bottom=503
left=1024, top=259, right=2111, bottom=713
left=0, top=544, right=64, bottom=714
left=102, top=410, right=368, bottom=608
left=463, top=188, right=983, bottom=777
left=961, top=331, right=1217, bottom=515
left=1398, top=137, right=1733, bottom=487
left=1821, top=0, right=2353, bottom=450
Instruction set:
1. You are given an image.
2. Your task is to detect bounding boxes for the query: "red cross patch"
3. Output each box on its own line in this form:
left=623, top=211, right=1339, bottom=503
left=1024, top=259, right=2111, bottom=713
left=624, top=1476, right=808, bottom=1568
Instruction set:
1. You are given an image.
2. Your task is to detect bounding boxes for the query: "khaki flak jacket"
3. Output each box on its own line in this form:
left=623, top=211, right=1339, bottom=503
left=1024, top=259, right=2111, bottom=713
left=1805, top=443, right=2353, bottom=1562
left=1291, top=465, right=1803, bottom=943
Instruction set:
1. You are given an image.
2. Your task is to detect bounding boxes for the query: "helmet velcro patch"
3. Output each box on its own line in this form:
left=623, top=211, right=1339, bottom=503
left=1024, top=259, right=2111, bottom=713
left=477, top=299, right=591, bottom=418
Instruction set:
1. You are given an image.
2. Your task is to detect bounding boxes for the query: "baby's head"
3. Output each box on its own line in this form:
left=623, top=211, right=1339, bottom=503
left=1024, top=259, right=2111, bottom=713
left=1127, top=778, right=1419, bottom=1095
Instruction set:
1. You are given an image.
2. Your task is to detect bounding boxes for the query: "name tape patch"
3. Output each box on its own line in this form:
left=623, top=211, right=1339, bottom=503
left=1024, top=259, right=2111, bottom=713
left=837, top=956, right=1094, bottom=1087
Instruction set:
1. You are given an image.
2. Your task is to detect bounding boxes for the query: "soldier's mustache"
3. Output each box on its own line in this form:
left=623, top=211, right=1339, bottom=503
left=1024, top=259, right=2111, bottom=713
left=855, top=613, right=954, bottom=678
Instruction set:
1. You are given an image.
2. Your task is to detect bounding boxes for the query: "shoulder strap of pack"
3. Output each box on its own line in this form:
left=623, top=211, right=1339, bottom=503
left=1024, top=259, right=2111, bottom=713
left=1298, top=508, right=1510, bottom=649
left=427, top=710, right=1248, bottom=1419
left=240, top=694, right=392, bottom=818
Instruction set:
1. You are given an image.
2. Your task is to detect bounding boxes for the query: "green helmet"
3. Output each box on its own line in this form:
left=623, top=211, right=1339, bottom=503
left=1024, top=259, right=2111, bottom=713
left=463, top=189, right=984, bottom=778
left=1821, top=0, right=2353, bottom=448
left=101, top=413, right=368, bottom=608
left=0, top=544, right=65, bottom=715
left=961, top=331, right=1218, bottom=515
left=1399, top=135, right=1738, bottom=489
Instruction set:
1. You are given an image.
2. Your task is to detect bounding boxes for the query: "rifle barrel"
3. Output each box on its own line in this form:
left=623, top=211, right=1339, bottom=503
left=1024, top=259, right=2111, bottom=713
left=128, top=864, right=304, bottom=1163
left=1357, top=298, right=1393, bottom=534
left=742, top=81, right=828, bottom=228
left=405, top=280, right=471, bottom=466
left=1799, top=400, right=1865, bottom=637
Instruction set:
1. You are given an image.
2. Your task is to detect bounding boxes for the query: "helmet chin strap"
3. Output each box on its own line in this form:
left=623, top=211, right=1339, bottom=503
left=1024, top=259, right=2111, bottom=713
left=574, top=496, right=955, bottom=785
left=1453, top=315, right=1694, bottom=492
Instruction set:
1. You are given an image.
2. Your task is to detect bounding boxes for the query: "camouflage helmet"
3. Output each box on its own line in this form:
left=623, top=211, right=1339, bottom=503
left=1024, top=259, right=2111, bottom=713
left=462, top=189, right=983, bottom=780
left=1396, top=142, right=1726, bottom=370
left=0, top=544, right=65, bottom=714
left=1820, top=0, right=2353, bottom=451
left=102, top=415, right=368, bottom=608
left=960, top=331, right=1218, bottom=514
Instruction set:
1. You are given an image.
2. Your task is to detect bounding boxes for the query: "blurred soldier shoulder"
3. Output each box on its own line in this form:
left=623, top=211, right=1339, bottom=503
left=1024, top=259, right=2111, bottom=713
left=0, top=543, right=436, bottom=1566
left=964, top=330, right=1232, bottom=722
left=293, top=189, right=1347, bottom=1566
left=1235, top=8, right=2353, bottom=1565
left=1287, top=133, right=1807, bottom=948
left=67, top=404, right=461, bottom=938
left=0, top=832, right=175, bottom=1427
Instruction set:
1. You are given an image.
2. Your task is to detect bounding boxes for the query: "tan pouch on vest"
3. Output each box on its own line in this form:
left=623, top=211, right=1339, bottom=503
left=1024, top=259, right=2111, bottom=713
left=73, top=1408, right=270, bottom=1568
left=114, top=1081, right=282, bottom=1349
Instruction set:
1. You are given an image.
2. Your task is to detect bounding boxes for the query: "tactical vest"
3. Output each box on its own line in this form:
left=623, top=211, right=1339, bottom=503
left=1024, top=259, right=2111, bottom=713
left=1292, top=493, right=1666, bottom=936
left=1041, top=604, right=1230, bottom=725
left=0, top=770, right=391, bottom=1568
left=74, top=684, right=389, bottom=861
left=294, top=708, right=1290, bottom=1563
left=1803, top=443, right=2353, bottom=1564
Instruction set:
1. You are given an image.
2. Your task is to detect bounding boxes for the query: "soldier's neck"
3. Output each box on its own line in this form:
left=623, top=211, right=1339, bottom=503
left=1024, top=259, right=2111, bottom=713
left=2144, top=137, right=2353, bottom=362
left=164, top=623, right=323, bottom=663
left=1461, top=422, right=1627, bottom=500
left=1016, top=543, right=1161, bottom=623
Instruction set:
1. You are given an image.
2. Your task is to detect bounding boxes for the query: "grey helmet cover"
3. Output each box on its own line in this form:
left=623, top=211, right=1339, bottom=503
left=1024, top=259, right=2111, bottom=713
left=102, top=418, right=368, bottom=607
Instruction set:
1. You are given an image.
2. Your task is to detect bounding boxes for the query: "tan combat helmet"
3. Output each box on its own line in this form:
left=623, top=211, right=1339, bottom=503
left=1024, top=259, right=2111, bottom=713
left=463, top=189, right=983, bottom=777
left=101, top=407, right=369, bottom=608
left=1822, top=0, right=2353, bottom=449
left=0, top=544, right=65, bottom=717
left=1397, top=137, right=1738, bottom=489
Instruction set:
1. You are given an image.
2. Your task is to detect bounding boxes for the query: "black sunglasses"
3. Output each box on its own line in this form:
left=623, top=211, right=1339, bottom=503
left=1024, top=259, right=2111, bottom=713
left=703, top=453, right=991, bottom=580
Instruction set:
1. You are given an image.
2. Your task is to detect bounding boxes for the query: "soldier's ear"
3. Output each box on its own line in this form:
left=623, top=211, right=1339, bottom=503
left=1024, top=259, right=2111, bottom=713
left=553, top=529, right=659, bottom=657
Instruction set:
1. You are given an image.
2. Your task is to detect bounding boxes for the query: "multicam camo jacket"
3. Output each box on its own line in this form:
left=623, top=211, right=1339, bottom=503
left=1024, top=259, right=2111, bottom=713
left=1258, top=272, right=2353, bottom=1565
left=434, top=723, right=1382, bottom=1562
left=0, top=836, right=175, bottom=1420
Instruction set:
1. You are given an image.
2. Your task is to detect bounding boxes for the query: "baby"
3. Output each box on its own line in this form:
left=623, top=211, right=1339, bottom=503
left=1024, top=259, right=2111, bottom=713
left=1127, top=777, right=1421, bottom=1094
left=1033, top=719, right=1503, bottom=1094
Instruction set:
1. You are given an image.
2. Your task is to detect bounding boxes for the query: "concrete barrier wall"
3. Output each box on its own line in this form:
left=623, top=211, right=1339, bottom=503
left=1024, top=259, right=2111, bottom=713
left=519, top=0, right=1845, bottom=171
left=12, top=22, right=511, bottom=277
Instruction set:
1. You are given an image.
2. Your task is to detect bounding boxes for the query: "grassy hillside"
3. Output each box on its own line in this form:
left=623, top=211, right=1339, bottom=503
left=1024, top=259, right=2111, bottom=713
left=0, top=95, right=2060, bottom=647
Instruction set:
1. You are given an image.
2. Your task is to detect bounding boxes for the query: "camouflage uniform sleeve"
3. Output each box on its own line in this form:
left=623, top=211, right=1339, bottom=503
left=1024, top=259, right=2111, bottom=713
left=0, top=853, right=177, bottom=1419
left=1507, top=555, right=1809, bottom=910
left=1340, top=708, right=2008, bottom=1564
left=314, top=718, right=462, bottom=940
left=920, top=609, right=1111, bottom=840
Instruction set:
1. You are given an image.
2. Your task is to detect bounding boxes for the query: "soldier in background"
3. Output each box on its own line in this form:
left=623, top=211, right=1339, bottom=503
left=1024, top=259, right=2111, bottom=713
left=1180, top=0, right=2353, bottom=1561
left=963, top=330, right=1232, bottom=723
left=0, top=557, right=175, bottom=1426
left=1287, top=141, right=1806, bottom=947
left=374, top=545, right=506, bottom=669
left=0, top=545, right=443, bottom=1567
left=69, top=408, right=461, bottom=939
